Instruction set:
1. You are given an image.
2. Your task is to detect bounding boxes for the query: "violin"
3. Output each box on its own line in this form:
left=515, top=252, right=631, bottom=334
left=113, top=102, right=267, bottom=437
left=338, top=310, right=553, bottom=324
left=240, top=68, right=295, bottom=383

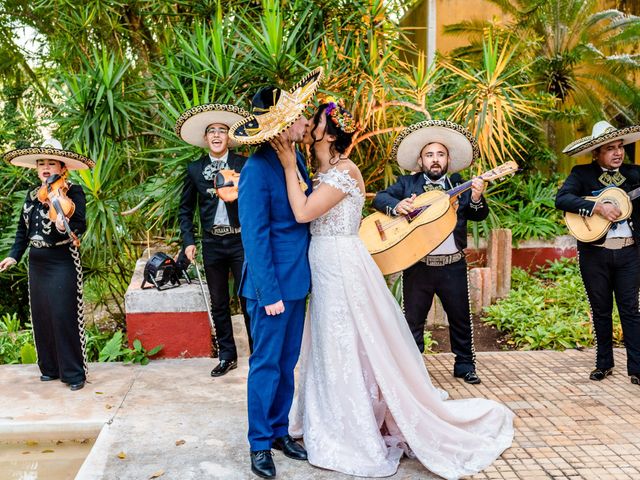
left=213, top=169, right=240, bottom=202
left=37, top=174, right=80, bottom=247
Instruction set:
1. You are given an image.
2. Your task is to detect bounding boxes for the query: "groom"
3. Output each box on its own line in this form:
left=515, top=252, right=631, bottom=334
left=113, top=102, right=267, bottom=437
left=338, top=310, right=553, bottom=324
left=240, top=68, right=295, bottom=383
left=230, top=68, right=322, bottom=479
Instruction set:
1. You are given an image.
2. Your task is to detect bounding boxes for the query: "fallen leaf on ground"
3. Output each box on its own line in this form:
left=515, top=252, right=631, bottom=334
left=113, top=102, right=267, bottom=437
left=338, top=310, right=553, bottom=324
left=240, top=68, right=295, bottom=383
left=21, top=451, right=30, bottom=455
left=105, top=404, right=113, bottom=409
left=117, top=451, right=127, bottom=459
left=25, top=440, right=38, bottom=446
left=42, top=449, right=54, bottom=453
left=95, top=391, right=104, bottom=395
left=149, top=470, right=165, bottom=478
left=175, top=440, right=185, bottom=446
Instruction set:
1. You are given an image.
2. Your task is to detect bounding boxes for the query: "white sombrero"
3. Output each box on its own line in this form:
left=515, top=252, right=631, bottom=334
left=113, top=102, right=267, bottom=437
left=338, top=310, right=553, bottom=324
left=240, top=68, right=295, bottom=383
left=392, top=120, right=480, bottom=173
left=562, top=120, right=640, bottom=157
left=175, top=104, right=250, bottom=148
left=3, top=139, right=95, bottom=170
left=229, top=67, right=324, bottom=145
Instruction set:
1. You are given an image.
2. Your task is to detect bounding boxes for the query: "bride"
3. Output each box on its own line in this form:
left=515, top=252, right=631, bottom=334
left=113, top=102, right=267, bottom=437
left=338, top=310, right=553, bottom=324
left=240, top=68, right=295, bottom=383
left=270, top=102, right=514, bottom=480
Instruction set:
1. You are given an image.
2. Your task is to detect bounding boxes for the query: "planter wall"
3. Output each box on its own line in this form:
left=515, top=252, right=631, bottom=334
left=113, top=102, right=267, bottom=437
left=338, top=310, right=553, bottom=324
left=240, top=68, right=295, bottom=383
left=466, top=235, right=577, bottom=271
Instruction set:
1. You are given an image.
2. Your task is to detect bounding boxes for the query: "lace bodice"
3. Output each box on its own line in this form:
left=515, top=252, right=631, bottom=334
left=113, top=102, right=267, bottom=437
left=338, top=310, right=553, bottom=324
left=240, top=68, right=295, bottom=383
left=310, top=168, right=364, bottom=236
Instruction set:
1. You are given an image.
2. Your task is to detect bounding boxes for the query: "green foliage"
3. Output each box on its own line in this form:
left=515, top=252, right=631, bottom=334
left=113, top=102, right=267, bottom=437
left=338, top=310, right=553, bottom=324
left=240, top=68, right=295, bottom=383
left=423, top=330, right=439, bottom=355
left=97, top=330, right=127, bottom=362
left=484, top=258, right=622, bottom=350
left=127, top=339, right=163, bottom=366
left=472, top=173, right=566, bottom=242
left=97, top=330, right=163, bottom=365
left=0, top=319, right=162, bottom=365
left=0, top=313, right=36, bottom=365
left=438, top=31, right=547, bottom=171
left=20, top=343, right=37, bottom=364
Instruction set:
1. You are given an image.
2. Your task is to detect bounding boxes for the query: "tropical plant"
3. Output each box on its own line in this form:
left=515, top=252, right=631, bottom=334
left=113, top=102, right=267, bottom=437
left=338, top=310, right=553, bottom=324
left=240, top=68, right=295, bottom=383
left=0, top=313, right=35, bottom=364
left=444, top=0, right=640, bottom=172
left=97, top=330, right=163, bottom=364
left=484, top=258, right=623, bottom=350
left=472, top=172, right=567, bottom=243
left=437, top=31, right=547, bottom=172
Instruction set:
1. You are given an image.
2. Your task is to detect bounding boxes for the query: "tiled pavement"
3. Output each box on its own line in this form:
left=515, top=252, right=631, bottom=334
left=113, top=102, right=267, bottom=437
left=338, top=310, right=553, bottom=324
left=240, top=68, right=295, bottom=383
left=430, top=349, right=640, bottom=480
left=1, top=348, right=639, bottom=479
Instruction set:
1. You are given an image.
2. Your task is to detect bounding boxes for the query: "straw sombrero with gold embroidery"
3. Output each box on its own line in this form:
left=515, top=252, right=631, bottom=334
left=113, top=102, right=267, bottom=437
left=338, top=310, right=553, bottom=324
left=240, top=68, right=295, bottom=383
left=229, top=67, right=324, bottom=145
left=562, top=120, right=640, bottom=157
left=175, top=104, right=250, bottom=148
left=392, top=120, right=480, bottom=173
left=3, top=139, right=95, bottom=170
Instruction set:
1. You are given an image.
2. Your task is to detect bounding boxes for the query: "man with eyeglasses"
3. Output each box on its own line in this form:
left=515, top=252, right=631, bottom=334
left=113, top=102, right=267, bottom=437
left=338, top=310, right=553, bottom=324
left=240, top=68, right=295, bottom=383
left=175, top=104, right=253, bottom=377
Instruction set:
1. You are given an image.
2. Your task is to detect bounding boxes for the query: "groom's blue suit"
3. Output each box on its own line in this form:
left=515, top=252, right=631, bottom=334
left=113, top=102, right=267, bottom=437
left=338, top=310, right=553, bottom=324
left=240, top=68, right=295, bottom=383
left=238, top=143, right=312, bottom=451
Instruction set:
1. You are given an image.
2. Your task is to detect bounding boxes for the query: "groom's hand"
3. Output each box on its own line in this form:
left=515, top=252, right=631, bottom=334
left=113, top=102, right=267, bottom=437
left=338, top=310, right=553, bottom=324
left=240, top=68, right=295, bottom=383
left=265, top=300, right=285, bottom=316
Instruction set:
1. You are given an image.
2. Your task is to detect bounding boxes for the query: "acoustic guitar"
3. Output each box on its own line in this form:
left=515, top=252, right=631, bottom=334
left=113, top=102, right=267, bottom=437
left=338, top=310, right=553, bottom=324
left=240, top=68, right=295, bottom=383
left=360, top=161, right=518, bottom=275
left=563, top=186, right=640, bottom=242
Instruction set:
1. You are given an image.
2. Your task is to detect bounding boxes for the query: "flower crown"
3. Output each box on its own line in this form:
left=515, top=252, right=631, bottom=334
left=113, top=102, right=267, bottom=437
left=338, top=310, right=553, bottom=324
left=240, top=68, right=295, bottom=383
left=325, top=101, right=357, bottom=134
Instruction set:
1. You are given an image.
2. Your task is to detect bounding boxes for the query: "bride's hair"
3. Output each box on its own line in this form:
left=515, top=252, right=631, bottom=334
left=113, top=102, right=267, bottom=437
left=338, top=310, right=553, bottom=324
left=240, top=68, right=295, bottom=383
left=310, top=103, right=356, bottom=171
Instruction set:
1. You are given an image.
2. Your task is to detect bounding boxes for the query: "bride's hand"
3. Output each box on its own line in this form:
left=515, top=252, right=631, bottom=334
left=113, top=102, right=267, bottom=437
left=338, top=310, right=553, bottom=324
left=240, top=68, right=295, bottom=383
left=271, top=133, right=297, bottom=170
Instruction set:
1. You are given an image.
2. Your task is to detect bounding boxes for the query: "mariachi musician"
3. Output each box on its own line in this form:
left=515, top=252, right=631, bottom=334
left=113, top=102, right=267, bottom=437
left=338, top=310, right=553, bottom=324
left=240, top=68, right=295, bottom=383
left=372, top=120, right=488, bottom=385
left=175, top=103, right=253, bottom=377
left=556, top=120, right=640, bottom=386
left=0, top=139, right=94, bottom=391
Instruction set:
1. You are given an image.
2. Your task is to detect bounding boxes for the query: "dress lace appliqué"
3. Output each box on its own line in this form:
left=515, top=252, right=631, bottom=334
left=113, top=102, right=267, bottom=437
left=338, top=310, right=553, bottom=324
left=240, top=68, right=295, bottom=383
left=310, top=168, right=364, bottom=237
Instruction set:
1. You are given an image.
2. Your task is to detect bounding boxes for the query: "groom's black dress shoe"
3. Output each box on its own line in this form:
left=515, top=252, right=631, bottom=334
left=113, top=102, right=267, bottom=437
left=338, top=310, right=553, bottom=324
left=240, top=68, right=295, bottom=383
left=272, top=435, right=307, bottom=460
left=211, top=359, right=237, bottom=377
left=629, top=374, right=639, bottom=385
left=40, top=375, right=59, bottom=382
left=589, top=367, right=613, bottom=381
left=454, top=371, right=481, bottom=385
left=250, top=450, right=275, bottom=479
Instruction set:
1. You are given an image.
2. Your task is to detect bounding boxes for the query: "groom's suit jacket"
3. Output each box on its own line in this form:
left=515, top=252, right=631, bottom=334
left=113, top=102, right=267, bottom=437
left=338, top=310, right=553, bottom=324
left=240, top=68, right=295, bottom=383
left=238, top=143, right=312, bottom=307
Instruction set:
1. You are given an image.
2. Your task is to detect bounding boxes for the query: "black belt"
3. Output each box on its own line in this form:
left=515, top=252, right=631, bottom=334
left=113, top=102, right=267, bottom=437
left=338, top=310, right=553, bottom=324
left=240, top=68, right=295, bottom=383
left=209, top=225, right=241, bottom=236
left=29, top=238, right=72, bottom=249
left=420, top=251, right=464, bottom=267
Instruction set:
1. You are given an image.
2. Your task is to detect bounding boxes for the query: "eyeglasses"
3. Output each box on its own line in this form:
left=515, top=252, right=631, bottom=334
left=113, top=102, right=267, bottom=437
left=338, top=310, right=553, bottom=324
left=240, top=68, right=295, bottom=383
left=205, top=127, right=229, bottom=135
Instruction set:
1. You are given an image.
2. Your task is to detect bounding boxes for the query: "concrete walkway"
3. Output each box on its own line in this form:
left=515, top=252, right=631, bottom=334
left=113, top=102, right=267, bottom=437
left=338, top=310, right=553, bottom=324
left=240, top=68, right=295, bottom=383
left=1, top=349, right=639, bottom=479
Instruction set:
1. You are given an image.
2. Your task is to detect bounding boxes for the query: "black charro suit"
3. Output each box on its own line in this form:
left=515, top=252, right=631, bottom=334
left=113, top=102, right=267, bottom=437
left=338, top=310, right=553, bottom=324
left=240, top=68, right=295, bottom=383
left=373, top=172, right=488, bottom=376
left=556, top=161, right=640, bottom=376
left=179, top=151, right=252, bottom=360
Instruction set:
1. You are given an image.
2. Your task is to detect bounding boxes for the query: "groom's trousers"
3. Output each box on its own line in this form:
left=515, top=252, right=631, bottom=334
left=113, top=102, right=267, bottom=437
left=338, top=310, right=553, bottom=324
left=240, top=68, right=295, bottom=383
left=246, top=298, right=306, bottom=451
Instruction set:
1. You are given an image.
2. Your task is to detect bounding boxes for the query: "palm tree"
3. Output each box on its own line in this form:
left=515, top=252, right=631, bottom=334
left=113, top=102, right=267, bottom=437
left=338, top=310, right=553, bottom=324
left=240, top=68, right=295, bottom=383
left=437, top=32, right=546, bottom=172
left=445, top=0, right=640, bottom=172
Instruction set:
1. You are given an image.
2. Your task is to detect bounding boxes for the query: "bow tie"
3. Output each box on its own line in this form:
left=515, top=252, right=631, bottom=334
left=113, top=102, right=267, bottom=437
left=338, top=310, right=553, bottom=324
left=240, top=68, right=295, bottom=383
left=599, top=169, right=625, bottom=187
left=423, top=183, right=445, bottom=192
left=203, top=159, right=227, bottom=181
left=210, top=159, right=227, bottom=170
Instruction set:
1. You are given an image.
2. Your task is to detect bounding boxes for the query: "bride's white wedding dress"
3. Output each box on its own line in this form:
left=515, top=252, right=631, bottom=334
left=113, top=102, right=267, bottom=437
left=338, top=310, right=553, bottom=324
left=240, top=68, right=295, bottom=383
left=289, top=168, right=514, bottom=480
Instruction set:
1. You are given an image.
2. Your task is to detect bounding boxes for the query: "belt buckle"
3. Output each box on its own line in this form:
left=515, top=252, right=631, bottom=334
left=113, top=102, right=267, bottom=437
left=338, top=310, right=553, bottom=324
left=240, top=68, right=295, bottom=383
left=424, top=255, right=445, bottom=267
left=30, top=239, right=48, bottom=248
left=423, top=251, right=462, bottom=266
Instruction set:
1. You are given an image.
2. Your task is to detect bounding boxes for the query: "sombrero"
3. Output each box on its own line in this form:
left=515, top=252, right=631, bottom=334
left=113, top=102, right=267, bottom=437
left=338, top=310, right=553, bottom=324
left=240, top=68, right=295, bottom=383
left=175, top=104, right=250, bottom=148
left=3, top=139, right=95, bottom=170
left=392, top=120, right=480, bottom=173
left=562, top=120, right=640, bottom=157
left=229, top=67, right=324, bottom=145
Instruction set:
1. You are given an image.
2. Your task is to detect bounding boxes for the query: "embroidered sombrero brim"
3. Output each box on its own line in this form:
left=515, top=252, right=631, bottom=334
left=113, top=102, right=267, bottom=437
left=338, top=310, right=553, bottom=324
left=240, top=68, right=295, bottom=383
left=562, top=125, right=640, bottom=157
left=3, top=147, right=95, bottom=170
left=392, top=120, right=480, bottom=173
left=229, top=67, right=324, bottom=145
left=175, top=104, right=250, bottom=148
